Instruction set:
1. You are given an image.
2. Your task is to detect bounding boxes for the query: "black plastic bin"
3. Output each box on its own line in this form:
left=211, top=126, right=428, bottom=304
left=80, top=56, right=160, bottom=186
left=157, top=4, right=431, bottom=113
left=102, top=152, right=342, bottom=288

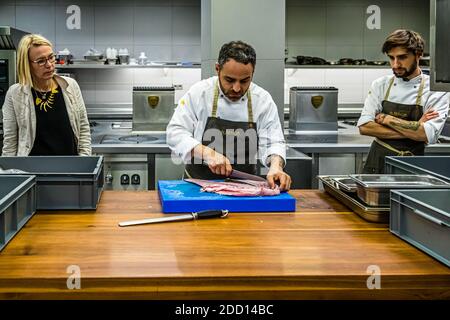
left=390, top=189, right=450, bottom=267
left=0, top=175, right=37, bottom=251
left=0, top=156, right=103, bottom=210
left=385, top=156, right=450, bottom=184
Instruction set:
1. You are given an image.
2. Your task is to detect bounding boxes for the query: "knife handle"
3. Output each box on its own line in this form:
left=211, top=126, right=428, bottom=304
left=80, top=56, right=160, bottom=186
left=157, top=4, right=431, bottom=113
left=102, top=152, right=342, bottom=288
left=193, top=209, right=229, bottom=220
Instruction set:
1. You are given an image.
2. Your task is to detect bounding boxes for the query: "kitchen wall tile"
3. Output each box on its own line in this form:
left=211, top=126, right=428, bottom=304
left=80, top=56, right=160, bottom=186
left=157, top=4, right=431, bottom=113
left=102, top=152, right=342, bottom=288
left=325, top=69, right=364, bottom=85
left=133, top=7, right=172, bottom=45
left=402, top=0, right=429, bottom=8
left=0, top=1, right=16, bottom=5
left=55, top=6, right=94, bottom=45
left=325, top=45, right=364, bottom=61
left=95, top=68, right=133, bottom=84
left=363, top=7, right=403, bottom=46
left=0, top=6, right=16, bottom=27
left=94, top=6, right=133, bottom=45
left=134, top=0, right=173, bottom=6
left=173, top=0, right=200, bottom=6
left=15, top=0, right=55, bottom=5
left=171, top=45, right=201, bottom=62
left=326, top=6, right=365, bottom=46
left=172, top=6, right=201, bottom=45
left=286, top=6, right=326, bottom=46
left=171, top=68, right=201, bottom=86
left=326, top=0, right=364, bottom=7
left=15, top=5, right=55, bottom=43
left=133, top=45, right=172, bottom=61
left=95, top=83, right=133, bottom=104
left=361, top=0, right=403, bottom=7
left=362, top=45, right=387, bottom=61
left=402, top=7, right=430, bottom=51
left=57, top=0, right=93, bottom=5
left=133, top=68, right=173, bottom=86
left=286, top=0, right=326, bottom=6
left=362, top=68, right=392, bottom=95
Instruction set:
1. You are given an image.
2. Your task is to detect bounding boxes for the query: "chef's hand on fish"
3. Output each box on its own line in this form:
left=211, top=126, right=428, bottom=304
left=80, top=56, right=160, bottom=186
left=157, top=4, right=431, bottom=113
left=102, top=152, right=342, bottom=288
left=266, top=155, right=292, bottom=191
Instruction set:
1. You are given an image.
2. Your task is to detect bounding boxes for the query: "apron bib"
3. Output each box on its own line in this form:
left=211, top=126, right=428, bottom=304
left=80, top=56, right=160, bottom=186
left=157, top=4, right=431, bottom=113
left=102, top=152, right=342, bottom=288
left=363, top=76, right=425, bottom=174
left=184, top=81, right=259, bottom=179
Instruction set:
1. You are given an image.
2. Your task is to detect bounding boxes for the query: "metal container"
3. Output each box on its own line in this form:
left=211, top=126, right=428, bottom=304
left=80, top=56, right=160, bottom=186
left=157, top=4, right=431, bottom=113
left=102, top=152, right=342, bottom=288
left=132, top=86, right=175, bottom=132
left=318, top=175, right=389, bottom=223
left=331, top=176, right=357, bottom=193
left=350, top=174, right=450, bottom=207
left=289, top=86, right=338, bottom=133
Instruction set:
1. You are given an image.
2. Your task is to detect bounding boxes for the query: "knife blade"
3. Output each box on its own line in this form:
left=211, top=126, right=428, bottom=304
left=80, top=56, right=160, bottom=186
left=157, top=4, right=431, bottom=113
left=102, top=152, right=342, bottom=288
left=230, top=169, right=267, bottom=182
left=118, top=209, right=229, bottom=227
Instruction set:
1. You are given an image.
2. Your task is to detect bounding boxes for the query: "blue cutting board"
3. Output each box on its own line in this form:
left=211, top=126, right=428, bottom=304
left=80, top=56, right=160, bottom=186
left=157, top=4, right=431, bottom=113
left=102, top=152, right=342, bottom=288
left=158, top=180, right=296, bottom=213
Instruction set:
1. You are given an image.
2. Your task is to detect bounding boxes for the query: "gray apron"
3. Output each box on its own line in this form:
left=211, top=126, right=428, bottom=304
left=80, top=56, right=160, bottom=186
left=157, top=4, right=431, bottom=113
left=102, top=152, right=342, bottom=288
left=363, top=76, right=425, bottom=174
left=184, top=81, right=258, bottom=179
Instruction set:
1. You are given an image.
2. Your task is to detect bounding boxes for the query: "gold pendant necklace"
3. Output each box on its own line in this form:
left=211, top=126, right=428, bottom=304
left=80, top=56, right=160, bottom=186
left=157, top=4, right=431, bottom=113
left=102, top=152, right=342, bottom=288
left=34, top=87, right=58, bottom=112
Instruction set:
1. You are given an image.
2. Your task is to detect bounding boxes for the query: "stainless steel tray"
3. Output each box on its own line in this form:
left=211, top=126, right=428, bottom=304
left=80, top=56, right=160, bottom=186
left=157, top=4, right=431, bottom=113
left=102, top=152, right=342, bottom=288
left=349, top=174, right=450, bottom=207
left=318, top=175, right=389, bottom=223
left=331, top=176, right=357, bottom=193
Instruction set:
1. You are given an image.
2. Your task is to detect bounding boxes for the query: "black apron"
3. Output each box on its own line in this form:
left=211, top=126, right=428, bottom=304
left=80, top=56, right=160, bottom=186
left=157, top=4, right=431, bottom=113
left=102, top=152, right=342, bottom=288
left=363, top=76, right=426, bottom=174
left=184, top=81, right=258, bottom=179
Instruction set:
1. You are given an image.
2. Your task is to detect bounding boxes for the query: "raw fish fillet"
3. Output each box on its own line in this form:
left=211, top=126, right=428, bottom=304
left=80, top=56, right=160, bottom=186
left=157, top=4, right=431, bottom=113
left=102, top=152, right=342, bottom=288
left=185, top=178, right=280, bottom=196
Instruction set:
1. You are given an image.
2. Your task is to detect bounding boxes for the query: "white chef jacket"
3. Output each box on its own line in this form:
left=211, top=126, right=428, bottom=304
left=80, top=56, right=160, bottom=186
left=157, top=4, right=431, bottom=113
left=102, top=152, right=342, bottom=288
left=167, top=76, right=286, bottom=167
left=357, top=73, right=450, bottom=144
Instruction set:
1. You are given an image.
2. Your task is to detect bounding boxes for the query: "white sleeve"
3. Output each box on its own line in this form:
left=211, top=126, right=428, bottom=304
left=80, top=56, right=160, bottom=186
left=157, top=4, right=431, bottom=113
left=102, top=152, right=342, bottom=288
left=257, top=95, right=287, bottom=167
left=357, top=80, right=384, bottom=127
left=423, top=91, right=450, bottom=144
left=166, top=91, right=202, bottom=163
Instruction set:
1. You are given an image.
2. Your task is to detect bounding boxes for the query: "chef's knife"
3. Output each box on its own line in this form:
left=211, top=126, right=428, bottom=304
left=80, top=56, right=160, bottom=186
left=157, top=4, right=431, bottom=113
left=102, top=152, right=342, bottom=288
left=229, top=169, right=267, bottom=182
left=118, top=209, right=229, bottom=227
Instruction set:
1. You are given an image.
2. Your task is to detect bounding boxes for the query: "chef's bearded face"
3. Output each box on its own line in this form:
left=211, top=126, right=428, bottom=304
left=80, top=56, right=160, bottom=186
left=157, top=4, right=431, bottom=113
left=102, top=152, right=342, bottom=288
left=387, top=46, right=421, bottom=80
left=216, top=58, right=254, bottom=102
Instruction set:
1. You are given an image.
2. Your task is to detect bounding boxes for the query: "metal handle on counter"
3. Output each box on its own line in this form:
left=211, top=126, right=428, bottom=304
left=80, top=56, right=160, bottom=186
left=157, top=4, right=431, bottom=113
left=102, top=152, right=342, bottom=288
left=391, top=198, right=449, bottom=228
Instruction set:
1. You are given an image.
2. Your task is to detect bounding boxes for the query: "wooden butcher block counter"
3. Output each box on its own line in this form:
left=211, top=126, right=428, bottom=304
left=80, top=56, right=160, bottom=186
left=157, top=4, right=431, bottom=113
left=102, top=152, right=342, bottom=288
left=0, top=190, right=449, bottom=300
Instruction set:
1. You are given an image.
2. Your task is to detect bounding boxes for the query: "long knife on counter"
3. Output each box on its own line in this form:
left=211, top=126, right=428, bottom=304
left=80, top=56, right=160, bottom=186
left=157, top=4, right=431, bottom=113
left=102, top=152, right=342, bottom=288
left=118, top=209, right=229, bottom=227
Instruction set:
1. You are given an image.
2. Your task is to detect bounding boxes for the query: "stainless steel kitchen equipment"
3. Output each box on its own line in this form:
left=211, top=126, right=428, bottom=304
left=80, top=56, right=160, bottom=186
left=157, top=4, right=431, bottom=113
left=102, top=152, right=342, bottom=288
left=289, top=86, right=338, bottom=133
left=350, top=174, right=450, bottom=207
left=0, top=26, right=29, bottom=121
left=132, top=86, right=175, bottom=132
left=430, top=0, right=450, bottom=91
left=318, top=175, right=389, bottom=223
left=331, top=176, right=357, bottom=193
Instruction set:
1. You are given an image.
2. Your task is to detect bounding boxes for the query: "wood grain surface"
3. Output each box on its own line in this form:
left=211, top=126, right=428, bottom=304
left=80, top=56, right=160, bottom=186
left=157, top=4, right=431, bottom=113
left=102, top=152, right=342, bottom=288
left=0, top=190, right=448, bottom=299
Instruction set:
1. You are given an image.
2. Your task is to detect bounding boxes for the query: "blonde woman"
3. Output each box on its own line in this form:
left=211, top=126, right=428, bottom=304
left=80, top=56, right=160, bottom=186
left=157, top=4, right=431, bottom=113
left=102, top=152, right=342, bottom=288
left=2, top=34, right=91, bottom=156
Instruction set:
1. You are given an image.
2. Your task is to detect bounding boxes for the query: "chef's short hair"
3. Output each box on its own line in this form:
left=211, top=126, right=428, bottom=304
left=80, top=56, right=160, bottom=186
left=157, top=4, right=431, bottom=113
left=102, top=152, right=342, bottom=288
left=382, top=29, right=424, bottom=56
left=218, top=41, right=256, bottom=69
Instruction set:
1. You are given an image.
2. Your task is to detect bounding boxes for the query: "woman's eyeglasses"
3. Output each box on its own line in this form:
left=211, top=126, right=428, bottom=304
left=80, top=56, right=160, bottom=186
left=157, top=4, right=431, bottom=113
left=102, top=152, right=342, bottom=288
left=31, top=53, right=56, bottom=67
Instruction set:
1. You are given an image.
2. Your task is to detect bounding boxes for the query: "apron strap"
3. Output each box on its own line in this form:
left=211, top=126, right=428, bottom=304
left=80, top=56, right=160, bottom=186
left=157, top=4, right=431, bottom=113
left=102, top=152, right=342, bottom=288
left=212, top=80, right=254, bottom=123
left=415, top=75, right=425, bottom=107
left=375, top=138, right=414, bottom=156
left=384, top=76, right=395, bottom=101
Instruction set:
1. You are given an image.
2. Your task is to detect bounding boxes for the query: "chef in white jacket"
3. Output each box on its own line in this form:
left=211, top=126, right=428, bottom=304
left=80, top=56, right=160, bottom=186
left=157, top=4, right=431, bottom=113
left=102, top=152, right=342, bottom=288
left=358, top=29, right=449, bottom=173
left=167, top=41, right=291, bottom=191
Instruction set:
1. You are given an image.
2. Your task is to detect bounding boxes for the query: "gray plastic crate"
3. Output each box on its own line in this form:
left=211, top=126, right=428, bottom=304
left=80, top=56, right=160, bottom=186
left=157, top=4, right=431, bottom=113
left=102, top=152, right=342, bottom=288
left=0, top=175, right=37, bottom=252
left=385, top=156, right=450, bottom=184
left=0, top=156, right=104, bottom=210
left=390, top=189, right=450, bottom=267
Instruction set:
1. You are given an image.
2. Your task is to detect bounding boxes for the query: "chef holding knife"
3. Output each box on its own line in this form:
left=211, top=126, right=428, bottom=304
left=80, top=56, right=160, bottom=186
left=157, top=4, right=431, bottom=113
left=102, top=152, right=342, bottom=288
left=358, top=29, right=449, bottom=174
left=167, top=41, right=291, bottom=191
